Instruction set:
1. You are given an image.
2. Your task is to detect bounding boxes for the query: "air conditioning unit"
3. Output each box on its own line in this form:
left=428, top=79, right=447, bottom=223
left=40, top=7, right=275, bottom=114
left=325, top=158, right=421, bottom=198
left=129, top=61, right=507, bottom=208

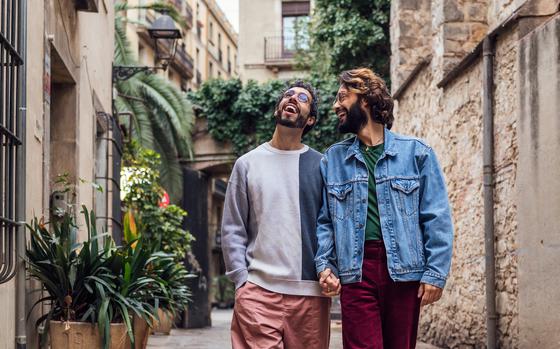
left=211, top=178, right=227, bottom=199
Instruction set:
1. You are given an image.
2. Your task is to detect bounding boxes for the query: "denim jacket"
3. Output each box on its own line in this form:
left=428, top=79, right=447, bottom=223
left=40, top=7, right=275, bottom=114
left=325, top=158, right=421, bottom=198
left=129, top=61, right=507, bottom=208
left=315, top=129, right=454, bottom=288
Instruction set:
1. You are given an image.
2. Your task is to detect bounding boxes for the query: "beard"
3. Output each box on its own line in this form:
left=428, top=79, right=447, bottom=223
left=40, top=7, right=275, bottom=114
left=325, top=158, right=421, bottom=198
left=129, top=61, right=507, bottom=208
left=338, top=102, right=368, bottom=134
left=274, top=104, right=308, bottom=129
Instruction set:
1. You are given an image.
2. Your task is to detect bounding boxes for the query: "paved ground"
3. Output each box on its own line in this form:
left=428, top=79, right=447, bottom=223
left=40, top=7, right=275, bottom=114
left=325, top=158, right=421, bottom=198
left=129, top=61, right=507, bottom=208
left=147, top=309, right=440, bottom=349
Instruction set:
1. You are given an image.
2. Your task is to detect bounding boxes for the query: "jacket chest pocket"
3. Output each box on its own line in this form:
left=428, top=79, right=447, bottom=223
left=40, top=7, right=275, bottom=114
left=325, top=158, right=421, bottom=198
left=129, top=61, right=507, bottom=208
left=327, top=183, right=353, bottom=221
left=390, top=179, right=420, bottom=217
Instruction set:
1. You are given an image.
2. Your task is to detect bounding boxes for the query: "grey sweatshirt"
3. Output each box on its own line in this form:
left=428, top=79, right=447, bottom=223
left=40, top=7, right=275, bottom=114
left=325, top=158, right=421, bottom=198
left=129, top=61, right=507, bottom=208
left=221, top=142, right=324, bottom=297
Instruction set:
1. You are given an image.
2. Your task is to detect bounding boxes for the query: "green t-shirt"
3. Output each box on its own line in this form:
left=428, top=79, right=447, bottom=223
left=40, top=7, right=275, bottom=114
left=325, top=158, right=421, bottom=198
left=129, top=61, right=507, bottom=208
left=360, top=142, right=384, bottom=241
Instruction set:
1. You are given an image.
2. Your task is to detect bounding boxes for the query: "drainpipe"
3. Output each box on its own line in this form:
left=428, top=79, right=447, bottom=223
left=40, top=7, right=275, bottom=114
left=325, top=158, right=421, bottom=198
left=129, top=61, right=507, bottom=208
left=482, top=36, right=497, bottom=349
left=16, top=0, right=28, bottom=347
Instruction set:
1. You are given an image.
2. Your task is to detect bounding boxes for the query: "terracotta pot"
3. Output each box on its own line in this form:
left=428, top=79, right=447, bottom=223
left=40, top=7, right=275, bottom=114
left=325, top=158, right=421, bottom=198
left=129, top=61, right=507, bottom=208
left=133, top=315, right=150, bottom=349
left=49, top=320, right=130, bottom=349
left=152, top=308, right=173, bottom=335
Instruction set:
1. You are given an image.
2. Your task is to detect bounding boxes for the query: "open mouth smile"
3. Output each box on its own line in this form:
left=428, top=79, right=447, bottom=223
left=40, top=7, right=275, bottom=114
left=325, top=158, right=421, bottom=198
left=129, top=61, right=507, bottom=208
left=283, top=103, right=299, bottom=114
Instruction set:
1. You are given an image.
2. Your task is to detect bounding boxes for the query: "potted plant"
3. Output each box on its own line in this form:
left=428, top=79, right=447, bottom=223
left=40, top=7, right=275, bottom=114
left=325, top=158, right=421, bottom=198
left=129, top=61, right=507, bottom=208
left=121, top=143, right=195, bottom=337
left=26, top=206, right=163, bottom=349
left=121, top=210, right=192, bottom=345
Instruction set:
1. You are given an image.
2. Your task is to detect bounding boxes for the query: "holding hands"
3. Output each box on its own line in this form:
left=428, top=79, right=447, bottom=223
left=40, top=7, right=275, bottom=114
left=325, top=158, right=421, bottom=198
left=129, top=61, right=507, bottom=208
left=319, top=268, right=341, bottom=296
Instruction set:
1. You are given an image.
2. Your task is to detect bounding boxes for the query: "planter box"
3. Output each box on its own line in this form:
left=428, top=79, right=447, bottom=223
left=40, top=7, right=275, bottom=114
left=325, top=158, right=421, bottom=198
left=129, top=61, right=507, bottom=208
left=133, top=315, right=150, bottom=349
left=50, top=321, right=130, bottom=349
left=152, top=308, right=173, bottom=335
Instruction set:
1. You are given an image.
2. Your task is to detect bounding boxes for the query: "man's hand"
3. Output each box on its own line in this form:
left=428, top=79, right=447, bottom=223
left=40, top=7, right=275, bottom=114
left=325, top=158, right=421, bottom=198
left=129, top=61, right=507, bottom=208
left=418, top=283, right=443, bottom=306
left=319, top=268, right=341, bottom=297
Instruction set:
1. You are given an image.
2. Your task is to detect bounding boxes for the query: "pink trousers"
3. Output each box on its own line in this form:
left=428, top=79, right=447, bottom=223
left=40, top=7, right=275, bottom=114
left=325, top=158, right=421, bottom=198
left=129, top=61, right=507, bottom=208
left=231, top=282, right=331, bottom=349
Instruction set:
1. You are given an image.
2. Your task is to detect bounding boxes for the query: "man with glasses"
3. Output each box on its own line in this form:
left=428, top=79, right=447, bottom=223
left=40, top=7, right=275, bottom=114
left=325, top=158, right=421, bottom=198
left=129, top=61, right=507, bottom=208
left=315, top=68, right=454, bottom=348
left=222, top=81, right=331, bottom=348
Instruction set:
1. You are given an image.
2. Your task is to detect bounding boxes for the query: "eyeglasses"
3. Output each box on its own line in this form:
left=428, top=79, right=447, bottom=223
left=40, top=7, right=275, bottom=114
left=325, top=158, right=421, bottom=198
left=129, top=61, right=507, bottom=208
left=284, top=89, right=310, bottom=104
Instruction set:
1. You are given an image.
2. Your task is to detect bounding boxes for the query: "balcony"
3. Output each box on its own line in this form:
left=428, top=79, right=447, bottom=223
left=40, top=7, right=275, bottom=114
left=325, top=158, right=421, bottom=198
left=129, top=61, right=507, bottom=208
left=171, top=46, right=194, bottom=80
left=207, top=43, right=220, bottom=62
left=185, top=2, right=194, bottom=30
left=264, top=36, right=307, bottom=68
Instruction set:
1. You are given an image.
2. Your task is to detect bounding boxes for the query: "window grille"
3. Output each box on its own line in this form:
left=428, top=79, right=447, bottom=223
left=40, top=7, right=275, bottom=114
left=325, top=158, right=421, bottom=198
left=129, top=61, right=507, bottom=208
left=0, top=0, right=24, bottom=284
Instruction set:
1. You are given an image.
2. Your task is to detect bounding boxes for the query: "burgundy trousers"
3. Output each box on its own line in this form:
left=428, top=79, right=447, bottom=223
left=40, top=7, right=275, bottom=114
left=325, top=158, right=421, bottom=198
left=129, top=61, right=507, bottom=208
left=340, top=240, right=421, bottom=349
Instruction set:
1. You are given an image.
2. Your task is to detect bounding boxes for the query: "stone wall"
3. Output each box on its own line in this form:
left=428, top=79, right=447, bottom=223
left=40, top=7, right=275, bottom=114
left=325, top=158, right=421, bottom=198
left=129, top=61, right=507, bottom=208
left=433, top=0, right=489, bottom=78
left=391, top=2, right=522, bottom=348
left=491, top=27, right=519, bottom=348
left=390, top=0, right=432, bottom=88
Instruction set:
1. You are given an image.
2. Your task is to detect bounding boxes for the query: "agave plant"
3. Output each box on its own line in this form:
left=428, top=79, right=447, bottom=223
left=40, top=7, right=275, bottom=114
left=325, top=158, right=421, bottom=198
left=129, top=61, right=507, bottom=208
left=114, top=1, right=194, bottom=202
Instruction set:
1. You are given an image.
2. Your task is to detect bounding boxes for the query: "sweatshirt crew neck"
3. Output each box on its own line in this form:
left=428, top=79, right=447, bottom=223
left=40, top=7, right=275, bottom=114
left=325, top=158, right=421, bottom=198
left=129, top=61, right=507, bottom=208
left=263, top=142, right=309, bottom=155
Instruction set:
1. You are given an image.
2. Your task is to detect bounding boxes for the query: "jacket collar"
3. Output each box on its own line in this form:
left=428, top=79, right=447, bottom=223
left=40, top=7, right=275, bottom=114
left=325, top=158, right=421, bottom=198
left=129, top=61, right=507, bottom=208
left=344, top=127, right=398, bottom=161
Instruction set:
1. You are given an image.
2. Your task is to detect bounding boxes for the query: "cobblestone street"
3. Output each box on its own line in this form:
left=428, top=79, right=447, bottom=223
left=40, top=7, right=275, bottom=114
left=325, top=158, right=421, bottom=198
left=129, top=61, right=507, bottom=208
left=147, top=309, right=440, bottom=349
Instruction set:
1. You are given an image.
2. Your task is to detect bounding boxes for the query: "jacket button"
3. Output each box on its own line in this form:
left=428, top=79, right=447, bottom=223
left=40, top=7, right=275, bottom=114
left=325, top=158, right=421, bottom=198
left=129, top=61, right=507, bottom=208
left=362, top=198, right=366, bottom=203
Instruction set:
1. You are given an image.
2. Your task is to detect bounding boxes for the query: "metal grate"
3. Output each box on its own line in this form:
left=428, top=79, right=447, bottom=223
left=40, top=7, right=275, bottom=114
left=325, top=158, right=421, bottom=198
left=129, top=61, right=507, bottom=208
left=0, top=0, right=23, bottom=284
left=95, top=113, right=123, bottom=245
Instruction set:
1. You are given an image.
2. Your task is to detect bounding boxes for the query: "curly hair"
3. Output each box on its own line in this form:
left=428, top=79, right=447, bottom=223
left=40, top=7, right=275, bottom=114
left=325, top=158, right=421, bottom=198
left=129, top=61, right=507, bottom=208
left=339, top=68, right=394, bottom=129
left=274, top=80, right=319, bottom=136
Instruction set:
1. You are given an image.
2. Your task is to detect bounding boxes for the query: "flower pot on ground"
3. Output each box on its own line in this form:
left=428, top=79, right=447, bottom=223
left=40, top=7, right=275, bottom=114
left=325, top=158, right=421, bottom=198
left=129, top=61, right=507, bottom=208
left=50, top=321, right=130, bottom=349
left=133, top=315, right=151, bottom=349
left=152, top=308, right=173, bottom=335
left=26, top=205, right=165, bottom=349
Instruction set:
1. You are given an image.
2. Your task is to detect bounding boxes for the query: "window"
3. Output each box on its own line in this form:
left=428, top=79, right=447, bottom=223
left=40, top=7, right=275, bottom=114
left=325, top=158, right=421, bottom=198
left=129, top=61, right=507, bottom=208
left=0, top=0, right=24, bottom=284
left=218, top=71, right=222, bottom=79
left=281, top=1, right=310, bottom=52
left=209, top=61, right=213, bottom=78
left=218, top=33, right=222, bottom=63
left=227, top=45, right=231, bottom=73
left=209, top=22, right=214, bottom=43
left=138, top=44, right=145, bottom=64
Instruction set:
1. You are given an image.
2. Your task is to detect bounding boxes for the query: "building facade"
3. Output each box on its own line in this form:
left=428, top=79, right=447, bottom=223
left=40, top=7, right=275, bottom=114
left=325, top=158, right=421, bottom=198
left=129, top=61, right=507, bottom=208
left=391, top=0, right=560, bottom=347
left=238, top=0, right=312, bottom=83
left=0, top=0, right=119, bottom=347
left=126, top=0, right=238, bottom=91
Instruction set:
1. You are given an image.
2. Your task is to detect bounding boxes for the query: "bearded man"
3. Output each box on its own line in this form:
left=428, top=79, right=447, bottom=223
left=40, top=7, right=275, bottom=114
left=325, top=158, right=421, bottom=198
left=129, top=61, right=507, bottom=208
left=222, top=80, right=331, bottom=349
left=315, top=68, right=454, bottom=349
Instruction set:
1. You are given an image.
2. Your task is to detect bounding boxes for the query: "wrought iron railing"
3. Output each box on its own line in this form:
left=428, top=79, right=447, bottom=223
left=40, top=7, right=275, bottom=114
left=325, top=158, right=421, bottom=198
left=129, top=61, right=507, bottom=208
left=175, top=46, right=194, bottom=72
left=0, top=0, right=24, bottom=284
left=185, top=2, right=193, bottom=29
left=264, top=36, right=302, bottom=62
